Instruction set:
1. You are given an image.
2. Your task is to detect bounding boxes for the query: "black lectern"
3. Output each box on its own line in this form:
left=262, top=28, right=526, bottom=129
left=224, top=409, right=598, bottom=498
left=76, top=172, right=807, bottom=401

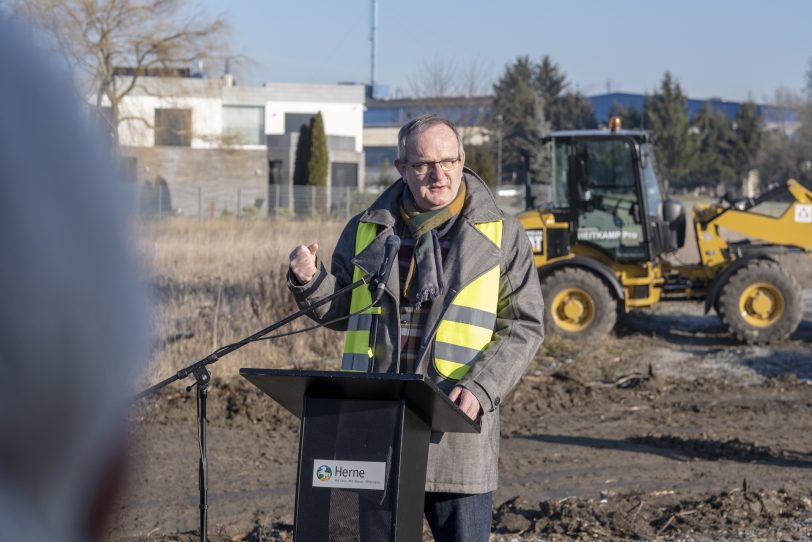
left=240, top=369, right=480, bottom=541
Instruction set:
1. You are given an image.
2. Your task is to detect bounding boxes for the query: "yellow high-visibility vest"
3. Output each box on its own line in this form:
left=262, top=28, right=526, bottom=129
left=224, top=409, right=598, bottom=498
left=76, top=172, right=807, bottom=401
left=340, top=222, right=381, bottom=372
left=433, top=220, right=502, bottom=380
left=341, top=219, right=503, bottom=381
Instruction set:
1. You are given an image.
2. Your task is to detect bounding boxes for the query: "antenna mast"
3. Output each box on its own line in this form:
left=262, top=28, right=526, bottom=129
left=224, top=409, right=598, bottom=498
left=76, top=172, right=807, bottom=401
left=370, top=0, right=378, bottom=88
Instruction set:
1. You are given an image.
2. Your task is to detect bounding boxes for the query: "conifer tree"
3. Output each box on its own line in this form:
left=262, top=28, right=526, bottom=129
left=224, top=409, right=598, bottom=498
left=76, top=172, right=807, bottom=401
left=551, top=93, right=597, bottom=130
left=491, top=55, right=595, bottom=183
left=535, top=55, right=595, bottom=130
left=491, top=57, right=547, bottom=182
left=731, top=101, right=762, bottom=183
left=293, top=122, right=312, bottom=186
left=692, top=102, right=736, bottom=188
left=535, top=55, right=566, bottom=108
left=645, top=71, right=695, bottom=188
left=307, top=112, right=328, bottom=187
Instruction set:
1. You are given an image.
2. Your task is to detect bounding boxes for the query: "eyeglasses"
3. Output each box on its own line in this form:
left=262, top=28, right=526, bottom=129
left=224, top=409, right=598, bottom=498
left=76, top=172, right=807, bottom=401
left=404, top=157, right=460, bottom=175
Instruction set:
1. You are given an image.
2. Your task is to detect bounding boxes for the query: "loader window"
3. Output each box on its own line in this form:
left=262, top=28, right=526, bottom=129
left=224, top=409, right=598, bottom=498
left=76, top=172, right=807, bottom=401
left=585, top=142, right=634, bottom=189
left=531, top=139, right=568, bottom=207
left=552, top=140, right=569, bottom=206
left=574, top=139, right=647, bottom=260
left=641, top=144, right=663, bottom=219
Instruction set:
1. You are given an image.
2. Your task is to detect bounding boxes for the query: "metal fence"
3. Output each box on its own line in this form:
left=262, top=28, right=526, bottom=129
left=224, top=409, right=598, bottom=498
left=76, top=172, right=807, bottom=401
left=136, top=182, right=536, bottom=221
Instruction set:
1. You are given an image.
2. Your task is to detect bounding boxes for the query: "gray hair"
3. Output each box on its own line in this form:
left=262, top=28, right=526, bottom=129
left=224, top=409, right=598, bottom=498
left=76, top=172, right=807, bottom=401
left=397, top=114, right=465, bottom=161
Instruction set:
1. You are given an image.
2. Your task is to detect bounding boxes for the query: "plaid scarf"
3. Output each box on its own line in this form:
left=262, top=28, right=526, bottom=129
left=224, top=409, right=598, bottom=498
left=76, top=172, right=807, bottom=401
left=399, top=181, right=466, bottom=307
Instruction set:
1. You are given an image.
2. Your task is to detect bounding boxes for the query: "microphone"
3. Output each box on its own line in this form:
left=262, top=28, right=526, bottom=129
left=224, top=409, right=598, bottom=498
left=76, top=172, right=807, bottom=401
left=372, top=235, right=400, bottom=305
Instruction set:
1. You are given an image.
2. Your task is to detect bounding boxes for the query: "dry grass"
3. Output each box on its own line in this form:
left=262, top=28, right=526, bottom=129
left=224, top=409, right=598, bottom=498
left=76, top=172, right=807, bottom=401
left=137, top=217, right=345, bottom=384
left=139, top=218, right=342, bottom=282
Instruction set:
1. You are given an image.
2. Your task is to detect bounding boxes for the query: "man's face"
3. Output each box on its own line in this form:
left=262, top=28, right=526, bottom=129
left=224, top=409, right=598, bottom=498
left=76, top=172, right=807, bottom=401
left=395, top=123, right=464, bottom=211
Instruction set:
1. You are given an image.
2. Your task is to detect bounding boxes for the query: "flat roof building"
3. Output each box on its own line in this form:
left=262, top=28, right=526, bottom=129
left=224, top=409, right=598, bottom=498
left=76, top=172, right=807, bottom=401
left=112, top=75, right=366, bottom=218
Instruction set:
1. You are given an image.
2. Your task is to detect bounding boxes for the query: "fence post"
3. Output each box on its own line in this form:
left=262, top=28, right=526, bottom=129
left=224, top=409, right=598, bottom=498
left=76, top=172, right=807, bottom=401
left=237, top=188, right=242, bottom=218
left=274, top=184, right=279, bottom=220
left=158, top=185, right=163, bottom=220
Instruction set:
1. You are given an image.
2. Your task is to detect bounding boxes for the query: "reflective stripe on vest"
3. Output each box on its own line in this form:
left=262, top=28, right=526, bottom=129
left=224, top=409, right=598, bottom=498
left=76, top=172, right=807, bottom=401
left=433, top=220, right=503, bottom=381
left=341, top=222, right=381, bottom=371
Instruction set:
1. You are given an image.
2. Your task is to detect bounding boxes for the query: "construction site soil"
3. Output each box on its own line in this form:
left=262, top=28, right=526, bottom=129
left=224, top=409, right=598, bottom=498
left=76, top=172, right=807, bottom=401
left=112, top=267, right=812, bottom=541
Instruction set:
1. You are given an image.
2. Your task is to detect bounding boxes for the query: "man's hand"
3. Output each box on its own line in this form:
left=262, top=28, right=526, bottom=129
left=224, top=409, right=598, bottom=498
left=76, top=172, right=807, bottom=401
left=289, top=243, right=318, bottom=284
left=449, top=385, right=481, bottom=421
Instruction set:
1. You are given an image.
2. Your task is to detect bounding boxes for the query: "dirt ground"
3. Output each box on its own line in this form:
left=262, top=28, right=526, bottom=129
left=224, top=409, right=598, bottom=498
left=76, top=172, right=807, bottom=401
left=111, top=268, right=812, bottom=541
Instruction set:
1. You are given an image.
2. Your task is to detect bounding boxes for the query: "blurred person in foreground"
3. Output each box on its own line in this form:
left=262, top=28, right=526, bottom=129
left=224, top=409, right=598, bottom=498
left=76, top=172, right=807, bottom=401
left=0, top=15, right=148, bottom=542
left=288, top=114, right=544, bottom=541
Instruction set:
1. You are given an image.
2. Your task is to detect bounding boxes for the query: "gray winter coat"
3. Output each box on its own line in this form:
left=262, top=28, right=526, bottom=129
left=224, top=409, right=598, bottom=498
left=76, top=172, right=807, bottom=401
left=288, top=170, right=544, bottom=493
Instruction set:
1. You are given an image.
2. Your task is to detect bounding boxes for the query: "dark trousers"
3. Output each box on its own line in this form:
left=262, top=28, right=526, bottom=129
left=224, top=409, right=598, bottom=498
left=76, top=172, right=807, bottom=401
left=424, top=491, right=493, bottom=542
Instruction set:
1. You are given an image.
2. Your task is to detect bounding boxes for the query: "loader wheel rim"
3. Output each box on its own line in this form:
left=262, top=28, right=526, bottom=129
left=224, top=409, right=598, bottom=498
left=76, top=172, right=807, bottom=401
left=739, top=283, right=784, bottom=328
left=551, top=288, right=596, bottom=332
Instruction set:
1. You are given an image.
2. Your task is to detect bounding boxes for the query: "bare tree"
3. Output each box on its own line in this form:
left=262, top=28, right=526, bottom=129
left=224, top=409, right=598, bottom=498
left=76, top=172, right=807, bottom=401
left=406, top=57, right=493, bottom=99
left=754, top=83, right=812, bottom=186
left=805, top=58, right=812, bottom=101
left=11, top=0, right=230, bottom=143
left=406, top=58, right=459, bottom=99
left=404, top=58, right=494, bottom=145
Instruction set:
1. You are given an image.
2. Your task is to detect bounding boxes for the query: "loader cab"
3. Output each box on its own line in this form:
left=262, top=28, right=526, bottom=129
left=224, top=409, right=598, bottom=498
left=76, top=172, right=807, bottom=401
left=532, top=130, right=684, bottom=262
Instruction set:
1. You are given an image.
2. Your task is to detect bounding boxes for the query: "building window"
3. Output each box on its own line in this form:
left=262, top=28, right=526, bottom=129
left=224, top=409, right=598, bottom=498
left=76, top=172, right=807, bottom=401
left=268, top=160, right=283, bottom=185
left=364, top=147, right=397, bottom=167
left=285, top=112, right=316, bottom=134
left=154, top=108, right=191, bottom=146
left=223, top=106, right=265, bottom=145
left=331, top=162, right=358, bottom=187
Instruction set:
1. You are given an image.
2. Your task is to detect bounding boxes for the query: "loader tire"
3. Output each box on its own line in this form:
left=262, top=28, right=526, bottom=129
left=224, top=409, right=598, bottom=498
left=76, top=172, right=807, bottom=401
left=717, top=260, right=803, bottom=344
left=541, top=267, right=617, bottom=339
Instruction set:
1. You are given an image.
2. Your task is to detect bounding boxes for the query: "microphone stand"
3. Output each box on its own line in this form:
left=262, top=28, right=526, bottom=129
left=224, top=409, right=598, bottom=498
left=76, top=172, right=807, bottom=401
left=136, top=271, right=377, bottom=541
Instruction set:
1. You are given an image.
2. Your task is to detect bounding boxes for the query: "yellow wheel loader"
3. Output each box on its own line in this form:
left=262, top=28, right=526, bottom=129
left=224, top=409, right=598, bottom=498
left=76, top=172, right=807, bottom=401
left=518, top=128, right=812, bottom=344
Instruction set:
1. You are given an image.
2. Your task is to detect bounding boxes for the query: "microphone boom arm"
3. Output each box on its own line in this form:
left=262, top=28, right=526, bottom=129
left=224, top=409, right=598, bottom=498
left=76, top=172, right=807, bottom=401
left=136, top=271, right=376, bottom=400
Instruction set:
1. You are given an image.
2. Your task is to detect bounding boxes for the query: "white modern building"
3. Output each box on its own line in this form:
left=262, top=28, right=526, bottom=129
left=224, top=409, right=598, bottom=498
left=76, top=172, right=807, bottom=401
left=113, top=72, right=366, bottom=217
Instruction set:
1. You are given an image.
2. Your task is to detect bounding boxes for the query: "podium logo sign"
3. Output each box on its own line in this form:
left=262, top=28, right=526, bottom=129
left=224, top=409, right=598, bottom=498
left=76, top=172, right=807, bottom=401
left=312, top=459, right=385, bottom=490
left=316, top=465, right=332, bottom=481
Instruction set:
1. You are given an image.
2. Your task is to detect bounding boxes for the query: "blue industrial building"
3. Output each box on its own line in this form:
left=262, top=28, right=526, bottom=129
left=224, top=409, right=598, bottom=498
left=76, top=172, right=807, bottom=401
left=366, top=92, right=797, bottom=129
left=588, top=92, right=798, bottom=126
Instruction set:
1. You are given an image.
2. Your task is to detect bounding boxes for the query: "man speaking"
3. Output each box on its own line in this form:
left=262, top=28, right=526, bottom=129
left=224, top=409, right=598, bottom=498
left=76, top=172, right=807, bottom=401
left=288, top=115, right=544, bottom=541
